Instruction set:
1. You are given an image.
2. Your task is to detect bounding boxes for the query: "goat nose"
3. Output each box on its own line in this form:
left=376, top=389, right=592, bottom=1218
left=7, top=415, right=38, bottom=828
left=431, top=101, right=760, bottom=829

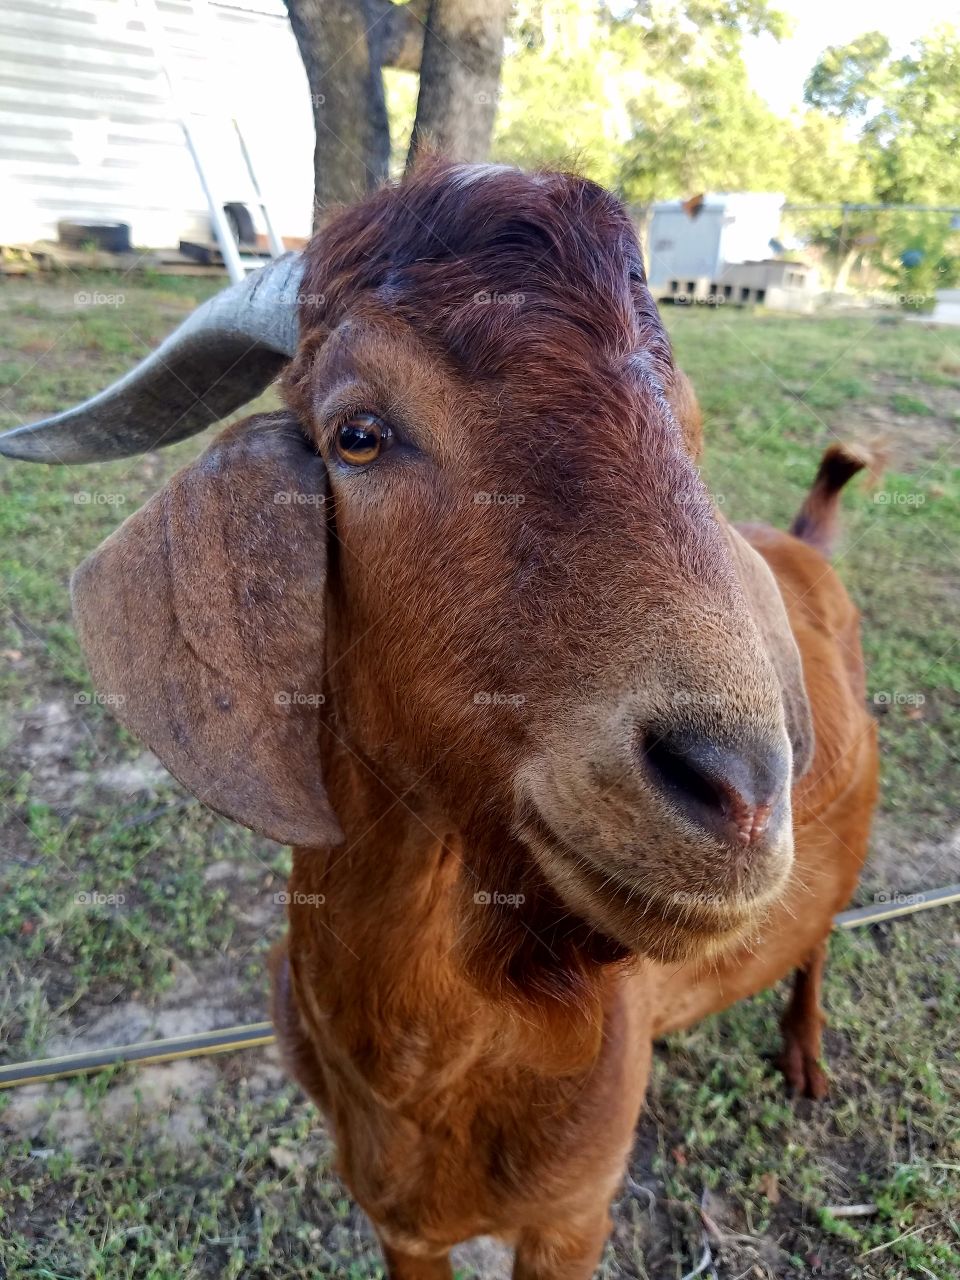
left=640, top=729, right=788, bottom=847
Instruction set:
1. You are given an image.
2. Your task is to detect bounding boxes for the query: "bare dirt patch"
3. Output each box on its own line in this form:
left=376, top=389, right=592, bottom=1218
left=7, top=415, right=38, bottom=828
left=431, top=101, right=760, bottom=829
left=840, top=373, right=959, bottom=468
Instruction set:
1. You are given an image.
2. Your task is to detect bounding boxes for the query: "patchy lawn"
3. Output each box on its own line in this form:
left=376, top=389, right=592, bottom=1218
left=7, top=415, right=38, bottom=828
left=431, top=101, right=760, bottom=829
left=0, top=278, right=958, bottom=1279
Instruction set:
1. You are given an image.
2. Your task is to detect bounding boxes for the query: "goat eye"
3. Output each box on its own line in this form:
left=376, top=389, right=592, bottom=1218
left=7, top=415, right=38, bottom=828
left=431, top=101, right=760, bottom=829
left=335, top=414, right=391, bottom=466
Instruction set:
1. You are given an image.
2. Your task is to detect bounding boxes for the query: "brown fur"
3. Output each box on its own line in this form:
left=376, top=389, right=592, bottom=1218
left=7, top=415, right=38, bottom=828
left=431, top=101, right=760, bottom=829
left=69, top=160, right=877, bottom=1278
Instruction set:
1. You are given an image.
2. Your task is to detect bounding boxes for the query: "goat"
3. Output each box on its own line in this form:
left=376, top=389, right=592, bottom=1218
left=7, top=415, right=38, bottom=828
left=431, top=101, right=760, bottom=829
left=0, top=158, right=878, bottom=1279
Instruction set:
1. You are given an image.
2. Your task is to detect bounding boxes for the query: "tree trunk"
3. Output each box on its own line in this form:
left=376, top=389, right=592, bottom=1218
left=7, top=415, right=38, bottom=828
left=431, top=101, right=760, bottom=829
left=285, top=0, right=392, bottom=220
left=407, top=0, right=510, bottom=167
left=833, top=243, right=860, bottom=292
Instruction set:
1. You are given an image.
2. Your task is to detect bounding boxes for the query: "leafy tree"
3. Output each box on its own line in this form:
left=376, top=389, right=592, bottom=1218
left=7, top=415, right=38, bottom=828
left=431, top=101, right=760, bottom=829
left=492, top=0, right=790, bottom=199
left=617, top=50, right=788, bottom=204
left=777, top=110, right=874, bottom=290
left=804, top=30, right=891, bottom=117
left=492, top=0, right=635, bottom=188
left=803, top=25, right=960, bottom=295
left=805, top=25, right=960, bottom=205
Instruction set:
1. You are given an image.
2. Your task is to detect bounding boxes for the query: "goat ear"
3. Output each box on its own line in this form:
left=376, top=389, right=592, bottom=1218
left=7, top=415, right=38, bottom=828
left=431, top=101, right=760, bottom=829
left=666, top=367, right=703, bottom=461
left=71, top=412, right=342, bottom=847
left=722, top=521, right=815, bottom=778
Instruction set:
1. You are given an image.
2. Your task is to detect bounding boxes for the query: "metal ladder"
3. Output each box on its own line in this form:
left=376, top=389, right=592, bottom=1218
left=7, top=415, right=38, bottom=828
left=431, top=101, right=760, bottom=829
left=136, top=0, right=286, bottom=283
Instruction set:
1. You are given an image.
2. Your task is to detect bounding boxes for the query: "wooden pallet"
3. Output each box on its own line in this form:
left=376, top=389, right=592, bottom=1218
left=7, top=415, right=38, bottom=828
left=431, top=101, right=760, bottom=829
left=0, top=235, right=306, bottom=279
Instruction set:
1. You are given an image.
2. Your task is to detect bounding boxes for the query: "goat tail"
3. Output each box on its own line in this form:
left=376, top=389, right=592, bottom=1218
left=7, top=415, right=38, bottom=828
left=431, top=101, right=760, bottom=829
left=789, top=442, right=878, bottom=558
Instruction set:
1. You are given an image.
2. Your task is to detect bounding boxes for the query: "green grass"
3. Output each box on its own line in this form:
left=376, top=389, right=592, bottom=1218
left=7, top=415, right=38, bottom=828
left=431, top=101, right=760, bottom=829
left=0, top=280, right=958, bottom=1279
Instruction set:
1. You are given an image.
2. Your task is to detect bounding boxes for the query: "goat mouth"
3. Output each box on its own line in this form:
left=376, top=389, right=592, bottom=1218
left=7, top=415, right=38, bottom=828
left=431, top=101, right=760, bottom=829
left=517, top=809, right=788, bottom=962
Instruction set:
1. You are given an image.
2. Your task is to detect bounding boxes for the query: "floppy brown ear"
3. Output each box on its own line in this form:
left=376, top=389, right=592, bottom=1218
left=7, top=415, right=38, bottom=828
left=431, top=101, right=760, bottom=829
left=71, top=411, right=342, bottom=846
left=722, top=521, right=815, bottom=777
left=666, top=367, right=703, bottom=462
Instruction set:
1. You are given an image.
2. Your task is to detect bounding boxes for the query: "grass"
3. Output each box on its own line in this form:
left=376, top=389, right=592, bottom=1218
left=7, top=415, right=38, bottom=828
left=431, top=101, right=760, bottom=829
left=0, top=278, right=958, bottom=1279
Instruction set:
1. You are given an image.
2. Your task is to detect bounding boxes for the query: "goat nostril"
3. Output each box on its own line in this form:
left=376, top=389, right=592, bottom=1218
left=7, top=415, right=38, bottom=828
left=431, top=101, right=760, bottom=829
left=640, top=730, right=786, bottom=848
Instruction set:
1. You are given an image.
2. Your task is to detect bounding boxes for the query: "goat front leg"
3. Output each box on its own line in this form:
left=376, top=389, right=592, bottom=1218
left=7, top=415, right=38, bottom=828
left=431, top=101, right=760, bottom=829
left=777, top=938, right=829, bottom=1099
left=381, top=1242, right=453, bottom=1280
left=513, top=1210, right=611, bottom=1280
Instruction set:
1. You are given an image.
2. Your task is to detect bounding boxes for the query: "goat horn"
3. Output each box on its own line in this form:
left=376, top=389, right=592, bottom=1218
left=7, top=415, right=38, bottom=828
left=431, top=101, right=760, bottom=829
left=0, top=253, right=304, bottom=464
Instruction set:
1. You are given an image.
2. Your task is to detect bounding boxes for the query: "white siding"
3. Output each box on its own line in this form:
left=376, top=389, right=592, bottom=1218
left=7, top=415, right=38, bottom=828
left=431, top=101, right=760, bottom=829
left=0, top=0, right=315, bottom=247
left=717, top=193, right=785, bottom=268
left=647, top=207, right=724, bottom=287
left=647, top=193, right=785, bottom=288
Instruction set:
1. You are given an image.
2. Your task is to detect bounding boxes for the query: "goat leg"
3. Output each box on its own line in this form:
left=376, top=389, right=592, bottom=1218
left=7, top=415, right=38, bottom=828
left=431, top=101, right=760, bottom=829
left=776, top=938, right=829, bottom=1100
left=381, top=1243, right=453, bottom=1279
left=512, top=1210, right=612, bottom=1280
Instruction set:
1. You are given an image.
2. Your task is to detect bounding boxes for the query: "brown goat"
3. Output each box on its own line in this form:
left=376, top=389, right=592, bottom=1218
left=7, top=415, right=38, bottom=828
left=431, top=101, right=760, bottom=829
left=20, top=161, right=876, bottom=1277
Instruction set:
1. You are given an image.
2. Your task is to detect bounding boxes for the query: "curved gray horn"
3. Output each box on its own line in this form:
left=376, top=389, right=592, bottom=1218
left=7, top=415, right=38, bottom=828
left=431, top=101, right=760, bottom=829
left=0, top=253, right=304, bottom=464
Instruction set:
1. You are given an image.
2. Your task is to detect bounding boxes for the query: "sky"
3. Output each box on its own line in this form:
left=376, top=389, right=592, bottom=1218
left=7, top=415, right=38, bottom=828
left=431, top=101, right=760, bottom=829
left=741, top=0, right=954, bottom=114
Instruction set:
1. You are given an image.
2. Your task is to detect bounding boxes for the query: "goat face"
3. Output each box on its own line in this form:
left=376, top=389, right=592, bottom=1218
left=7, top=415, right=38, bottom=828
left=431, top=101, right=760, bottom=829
left=23, top=160, right=811, bottom=976
left=281, top=161, right=804, bottom=964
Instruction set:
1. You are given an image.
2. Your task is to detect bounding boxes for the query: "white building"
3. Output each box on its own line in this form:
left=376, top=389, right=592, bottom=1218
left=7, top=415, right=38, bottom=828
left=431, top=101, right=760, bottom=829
left=645, top=193, right=821, bottom=311
left=646, top=192, right=786, bottom=287
left=0, top=0, right=316, bottom=249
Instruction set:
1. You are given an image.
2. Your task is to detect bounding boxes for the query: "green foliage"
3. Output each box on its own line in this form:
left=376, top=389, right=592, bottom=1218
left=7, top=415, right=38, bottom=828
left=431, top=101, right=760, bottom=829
left=617, top=47, right=787, bottom=203
left=882, top=213, right=960, bottom=311
left=491, top=0, right=792, bottom=195
left=803, top=30, right=892, bottom=116
left=808, top=25, right=960, bottom=205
